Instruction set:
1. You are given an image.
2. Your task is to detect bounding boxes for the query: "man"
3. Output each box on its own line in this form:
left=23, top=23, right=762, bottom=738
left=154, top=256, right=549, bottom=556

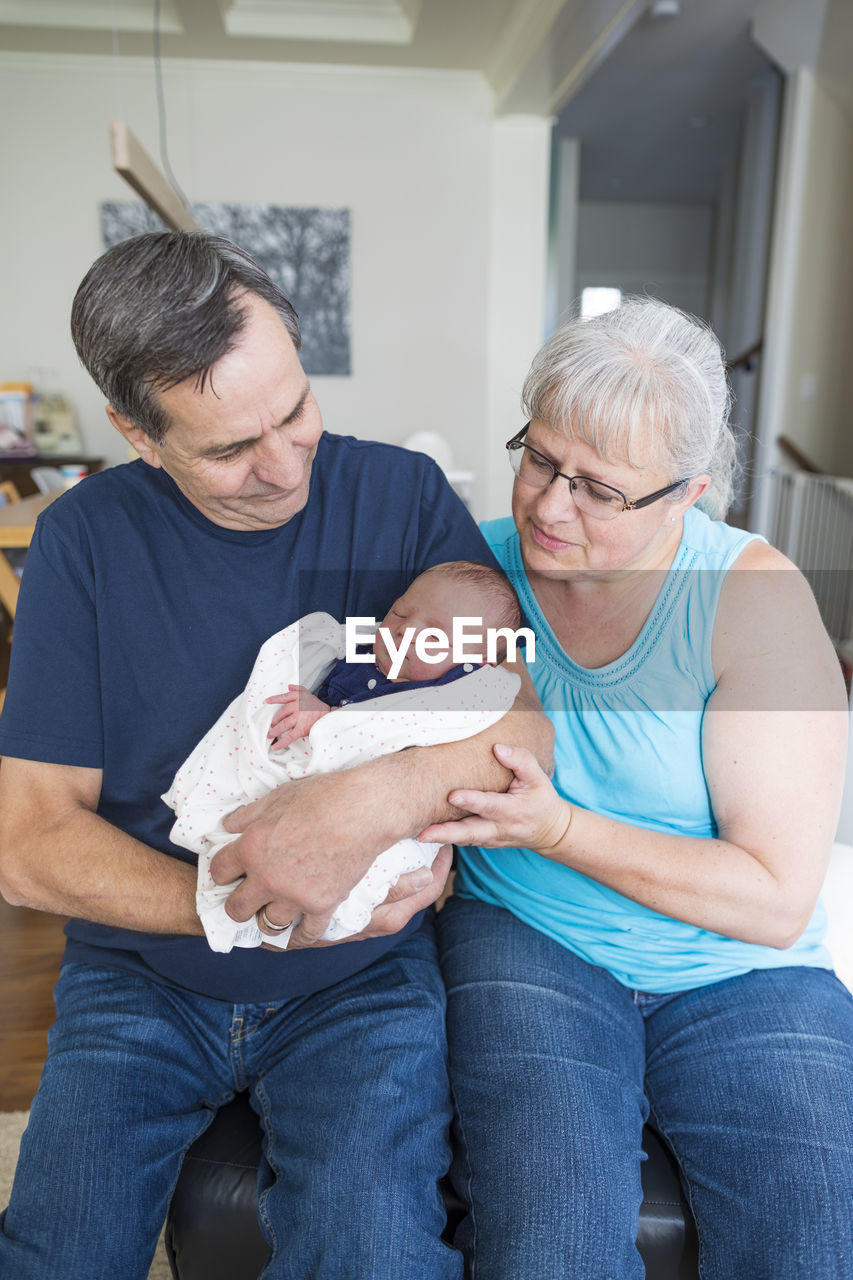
left=0, top=232, right=550, bottom=1279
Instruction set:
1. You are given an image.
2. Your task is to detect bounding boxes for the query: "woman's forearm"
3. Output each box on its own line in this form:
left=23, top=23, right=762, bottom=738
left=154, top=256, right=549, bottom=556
left=541, top=802, right=815, bottom=949
left=421, top=725, right=839, bottom=950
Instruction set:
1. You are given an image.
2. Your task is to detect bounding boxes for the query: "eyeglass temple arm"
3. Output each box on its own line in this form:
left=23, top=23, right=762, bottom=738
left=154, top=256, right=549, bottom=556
left=626, top=480, right=689, bottom=511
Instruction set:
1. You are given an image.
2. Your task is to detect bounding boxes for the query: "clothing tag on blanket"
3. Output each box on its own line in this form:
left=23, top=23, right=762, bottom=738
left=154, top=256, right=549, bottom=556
left=195, top=862, right=295, bottom=951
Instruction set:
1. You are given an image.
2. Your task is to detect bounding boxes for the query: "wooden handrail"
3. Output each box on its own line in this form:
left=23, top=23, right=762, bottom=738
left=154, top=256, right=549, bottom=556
left=776, top=436, right=823, bottom=474
left=725, top=339, right=763, bottom=373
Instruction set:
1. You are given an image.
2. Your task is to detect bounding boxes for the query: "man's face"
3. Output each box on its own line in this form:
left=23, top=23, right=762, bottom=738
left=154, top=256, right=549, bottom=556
left=109, top=293, right=323, bottom=531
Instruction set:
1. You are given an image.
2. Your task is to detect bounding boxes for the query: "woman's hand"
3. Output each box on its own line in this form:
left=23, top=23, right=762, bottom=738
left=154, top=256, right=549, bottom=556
left=419, top=744, right=573, bottom=853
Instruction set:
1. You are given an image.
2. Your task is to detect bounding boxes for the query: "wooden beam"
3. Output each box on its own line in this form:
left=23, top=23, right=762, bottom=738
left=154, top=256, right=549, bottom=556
left=110, top=121, right=201, bottom=232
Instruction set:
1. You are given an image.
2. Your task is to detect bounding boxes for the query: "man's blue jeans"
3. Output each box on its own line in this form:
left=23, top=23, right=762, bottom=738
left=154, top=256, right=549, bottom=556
left=0, top=916, right=461, bottom=1280
left=437, top=896, right=853, bottom=1280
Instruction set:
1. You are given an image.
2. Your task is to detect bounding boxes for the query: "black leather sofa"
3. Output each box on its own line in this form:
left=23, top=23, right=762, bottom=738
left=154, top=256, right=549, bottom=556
left=165, top=1091, right=699, bottom=1279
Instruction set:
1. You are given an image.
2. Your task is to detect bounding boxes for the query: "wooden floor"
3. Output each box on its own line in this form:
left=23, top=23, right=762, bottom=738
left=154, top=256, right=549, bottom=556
left=0, top=895, right=66, bottom=1111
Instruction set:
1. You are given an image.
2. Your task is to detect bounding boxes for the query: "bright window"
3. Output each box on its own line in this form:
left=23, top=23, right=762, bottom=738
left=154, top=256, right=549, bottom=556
left=581, top=287, right=622, bottom=319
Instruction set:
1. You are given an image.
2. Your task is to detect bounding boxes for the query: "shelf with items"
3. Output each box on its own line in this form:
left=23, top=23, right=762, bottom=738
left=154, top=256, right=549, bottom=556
left=0, top=456, right=104, bottom=498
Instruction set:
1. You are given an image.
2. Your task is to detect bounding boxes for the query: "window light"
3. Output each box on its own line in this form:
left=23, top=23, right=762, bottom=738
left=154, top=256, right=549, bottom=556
left=581, top=287, right=622, bottom=319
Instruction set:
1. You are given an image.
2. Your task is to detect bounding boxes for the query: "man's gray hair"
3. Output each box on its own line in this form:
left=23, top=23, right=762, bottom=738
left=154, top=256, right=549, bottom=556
left=71, top=231, right=301, bottom=444
left=522, top=297, right=737, bottom=519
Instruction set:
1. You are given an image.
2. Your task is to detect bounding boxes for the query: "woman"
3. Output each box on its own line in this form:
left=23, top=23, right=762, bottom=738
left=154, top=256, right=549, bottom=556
left=422, top=299, right=853, bottom=1279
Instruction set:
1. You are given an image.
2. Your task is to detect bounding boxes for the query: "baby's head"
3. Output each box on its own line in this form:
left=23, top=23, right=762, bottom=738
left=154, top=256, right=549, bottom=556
left=375, top=561, right=522, bottom=682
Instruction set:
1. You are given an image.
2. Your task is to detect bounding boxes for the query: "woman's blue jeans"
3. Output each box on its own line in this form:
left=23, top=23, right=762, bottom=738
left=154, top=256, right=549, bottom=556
left=0, top=916, right=461, bottom=1280
left=437, top=897, right=853, bottom=1280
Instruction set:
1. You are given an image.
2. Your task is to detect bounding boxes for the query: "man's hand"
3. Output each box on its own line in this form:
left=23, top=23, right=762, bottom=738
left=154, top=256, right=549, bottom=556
left=266, top=685, right=331, bottom=749
left=210, top=763, right=428, bottom=940
left=258, top=845, right=454, bottom=949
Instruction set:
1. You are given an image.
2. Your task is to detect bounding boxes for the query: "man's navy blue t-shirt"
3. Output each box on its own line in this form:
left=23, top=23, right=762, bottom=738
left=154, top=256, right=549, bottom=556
left=0, top=433, right=494, bottom=1002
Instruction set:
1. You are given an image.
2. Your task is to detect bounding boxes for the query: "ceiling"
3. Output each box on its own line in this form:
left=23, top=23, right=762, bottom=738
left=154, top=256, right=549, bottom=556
left=0, top=0, right=830, bottom=210
left=0, top=0, right=525, bottom=73
left=556, top=0, right=776, bottom=204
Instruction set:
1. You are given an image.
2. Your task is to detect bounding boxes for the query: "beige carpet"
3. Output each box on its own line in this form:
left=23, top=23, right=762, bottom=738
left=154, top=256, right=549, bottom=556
left=0, top=1110, right=172, bottom=1279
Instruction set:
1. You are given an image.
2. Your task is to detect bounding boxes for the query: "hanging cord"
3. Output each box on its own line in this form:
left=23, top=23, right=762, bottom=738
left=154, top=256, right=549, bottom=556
left=110, top=0, right=124, bottom=121
left=153, top=0, right=192, bottom=209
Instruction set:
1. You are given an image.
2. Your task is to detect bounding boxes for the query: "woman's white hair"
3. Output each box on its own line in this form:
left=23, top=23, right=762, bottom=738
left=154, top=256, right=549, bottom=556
left=521, top=297, right=738, bottom=519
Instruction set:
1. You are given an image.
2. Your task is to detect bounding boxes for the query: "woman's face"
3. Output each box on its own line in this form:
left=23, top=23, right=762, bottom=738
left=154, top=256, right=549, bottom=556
left=511, top=419, right=707, bottom=577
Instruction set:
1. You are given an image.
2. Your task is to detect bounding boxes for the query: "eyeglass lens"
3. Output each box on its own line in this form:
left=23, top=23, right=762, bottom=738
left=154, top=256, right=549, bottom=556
left=508, top=444, right=624, bottom=519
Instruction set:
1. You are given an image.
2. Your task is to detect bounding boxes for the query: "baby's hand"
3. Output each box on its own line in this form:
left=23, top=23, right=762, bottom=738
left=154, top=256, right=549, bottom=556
left=266, top=685, right=331, bottom=749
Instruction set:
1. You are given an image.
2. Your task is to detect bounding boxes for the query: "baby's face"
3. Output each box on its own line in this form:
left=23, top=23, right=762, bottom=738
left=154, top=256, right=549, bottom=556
left=375, top=575, right=492, bottom=682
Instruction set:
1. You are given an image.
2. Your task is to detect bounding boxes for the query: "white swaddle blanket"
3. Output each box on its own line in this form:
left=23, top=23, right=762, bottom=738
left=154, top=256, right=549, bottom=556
left=162, top=612, right=520, bottom=953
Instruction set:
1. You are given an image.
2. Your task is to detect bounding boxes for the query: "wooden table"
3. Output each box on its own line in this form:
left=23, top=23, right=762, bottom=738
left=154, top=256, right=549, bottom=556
left=0, top=490, right=60, bottom=618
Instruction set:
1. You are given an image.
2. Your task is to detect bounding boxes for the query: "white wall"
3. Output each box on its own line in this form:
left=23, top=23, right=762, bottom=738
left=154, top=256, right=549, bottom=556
left=752, top=67, right=853, bottom=523
left=545, top=134, right=580, bottom=335
left=482, top=115, right=553, bottom=523
left=0, top=51, right=552, bottom=514
left=776, top=71, right=853, bottom=476
left=707, top=70, right=782, bottom=522
left=838, top=700, right=853, bottom=845
left=576, top=201, right=713, bottom=319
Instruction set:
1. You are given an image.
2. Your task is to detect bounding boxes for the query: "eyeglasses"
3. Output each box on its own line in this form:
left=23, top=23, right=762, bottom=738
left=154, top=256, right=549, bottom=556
left=506, top=424, right=688, bottom=522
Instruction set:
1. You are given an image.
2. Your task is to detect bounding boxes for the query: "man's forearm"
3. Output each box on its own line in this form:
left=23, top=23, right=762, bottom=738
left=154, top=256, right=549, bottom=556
left=0, top=802, right=202, bottom=935
left=378, top=698, right=554, bottom=840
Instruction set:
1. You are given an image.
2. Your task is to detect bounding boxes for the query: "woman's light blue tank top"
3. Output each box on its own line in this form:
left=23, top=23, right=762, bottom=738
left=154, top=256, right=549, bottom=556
left=455, top=507, right=831, bottom=992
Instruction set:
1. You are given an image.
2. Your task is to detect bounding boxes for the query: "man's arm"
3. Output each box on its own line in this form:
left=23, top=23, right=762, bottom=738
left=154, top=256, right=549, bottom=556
left=0, top=756, right=203, bottom=932
left=0, top=669, right=549, bottom=943
left=0, top=755, right=458, bottom=941
left=211, top=662, right=553, bottom=942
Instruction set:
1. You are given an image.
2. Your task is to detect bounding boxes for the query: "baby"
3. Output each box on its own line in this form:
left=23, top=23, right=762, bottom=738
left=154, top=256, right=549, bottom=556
left=267, top=560, right=524, bottom=749
left=164, top=560, right=526, bottom=951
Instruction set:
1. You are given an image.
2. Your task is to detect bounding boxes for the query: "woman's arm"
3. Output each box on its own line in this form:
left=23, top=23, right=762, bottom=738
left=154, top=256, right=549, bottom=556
left=421, top=544, right=848, bottom=948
